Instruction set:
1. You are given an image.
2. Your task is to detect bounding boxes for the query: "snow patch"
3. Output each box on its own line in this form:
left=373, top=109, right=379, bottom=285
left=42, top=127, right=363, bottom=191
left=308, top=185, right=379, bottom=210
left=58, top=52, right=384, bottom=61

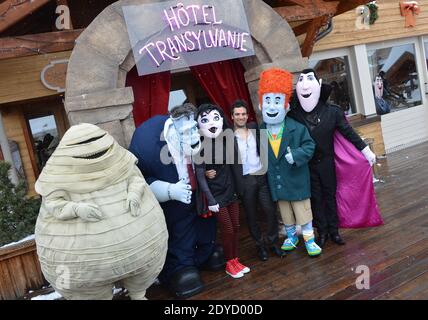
left=31, top=291, right=63, bottom=300
left=113, top=287, right=123, bottom=295
left=1, top=234, right=35, bottom=248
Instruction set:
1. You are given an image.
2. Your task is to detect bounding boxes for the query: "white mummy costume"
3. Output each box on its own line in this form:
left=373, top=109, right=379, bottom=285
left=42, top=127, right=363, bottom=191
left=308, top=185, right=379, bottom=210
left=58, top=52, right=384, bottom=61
left=34, top=123, right=168, bottom=300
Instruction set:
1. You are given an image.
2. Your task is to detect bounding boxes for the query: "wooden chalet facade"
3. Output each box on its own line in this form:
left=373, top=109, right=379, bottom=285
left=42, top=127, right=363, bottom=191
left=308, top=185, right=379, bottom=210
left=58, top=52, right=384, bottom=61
left=312, top=0, right=428, bottom=153
left=0, top=0, right=371, bottom=196
left=2, top=0, right=428, bottom=301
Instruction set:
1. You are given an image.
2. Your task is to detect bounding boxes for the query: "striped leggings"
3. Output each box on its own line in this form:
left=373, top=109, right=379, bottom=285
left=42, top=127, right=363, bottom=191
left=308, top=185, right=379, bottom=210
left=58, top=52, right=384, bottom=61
left=215, top=201, right=240, bottom=261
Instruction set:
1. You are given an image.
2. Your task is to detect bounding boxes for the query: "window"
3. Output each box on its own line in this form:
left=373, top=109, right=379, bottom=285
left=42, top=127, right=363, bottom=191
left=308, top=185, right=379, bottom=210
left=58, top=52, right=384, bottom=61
left=425, top=41, right=428, bottom=67
left=170, top=70, right=212, bottom=107
left=367, top=43, right=422, bottom=115
left=28, top=114, right=59, bottom=173
left=424, top=39, right=428, bottom=83
left=309, top=56, right=357, bottom=115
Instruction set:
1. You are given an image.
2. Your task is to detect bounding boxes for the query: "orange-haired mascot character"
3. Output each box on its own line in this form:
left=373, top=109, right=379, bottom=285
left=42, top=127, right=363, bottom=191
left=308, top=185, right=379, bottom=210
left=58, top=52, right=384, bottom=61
left=259, top=68, right=322, bottom=257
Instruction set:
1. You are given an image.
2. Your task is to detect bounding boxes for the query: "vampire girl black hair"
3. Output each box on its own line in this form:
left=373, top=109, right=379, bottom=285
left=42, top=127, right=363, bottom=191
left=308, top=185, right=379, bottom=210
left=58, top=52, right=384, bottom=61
left=196, top=103, right=230, bottom=130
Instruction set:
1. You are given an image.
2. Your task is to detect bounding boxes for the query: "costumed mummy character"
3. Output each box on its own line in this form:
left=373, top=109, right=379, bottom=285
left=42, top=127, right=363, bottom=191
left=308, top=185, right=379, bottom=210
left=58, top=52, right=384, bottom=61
left=129, top=104, right=224, bottom=299
left=259, top=68, right=322, bottom=257
left=289, top=69, right=382, bottom=248
left=195, top=104, right=249, bottom=278
left=35, top=123, right=168, bottom=300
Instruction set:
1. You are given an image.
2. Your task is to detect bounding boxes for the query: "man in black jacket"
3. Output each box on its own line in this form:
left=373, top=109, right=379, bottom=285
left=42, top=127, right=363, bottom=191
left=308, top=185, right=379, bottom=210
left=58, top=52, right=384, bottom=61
left=230, top=100, right=285, bottom=261
left=288, top=69, right=376, bottom=248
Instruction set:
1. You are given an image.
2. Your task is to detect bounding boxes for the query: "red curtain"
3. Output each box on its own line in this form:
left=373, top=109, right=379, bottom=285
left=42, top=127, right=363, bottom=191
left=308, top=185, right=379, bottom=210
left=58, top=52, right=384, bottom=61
left=125, top=66, right=171, bottom=127
left=190, top=59, right=255, bottom=122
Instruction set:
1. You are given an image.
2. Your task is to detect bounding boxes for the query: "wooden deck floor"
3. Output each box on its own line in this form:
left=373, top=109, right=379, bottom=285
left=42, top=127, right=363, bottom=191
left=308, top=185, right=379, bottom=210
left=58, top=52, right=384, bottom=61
left=146, top=141, right=428, bottom=300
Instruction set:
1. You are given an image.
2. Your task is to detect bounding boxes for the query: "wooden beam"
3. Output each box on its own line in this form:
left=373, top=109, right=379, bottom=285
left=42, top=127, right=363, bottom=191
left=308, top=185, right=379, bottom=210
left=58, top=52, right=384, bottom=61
left=0, top=0, right=53, bottom=33
left=336, top=0, right=371, bottom=16
left=0, top=29, right=82, bottom=60
left=301, top=15, right=330, bottom=57
left=269, top=0, right=369, bottom=16
left=292, top=21, right=312, bottom=36
left=274, top=0, right=339, bottom=22
left=272, top=0, right=304, bottom=5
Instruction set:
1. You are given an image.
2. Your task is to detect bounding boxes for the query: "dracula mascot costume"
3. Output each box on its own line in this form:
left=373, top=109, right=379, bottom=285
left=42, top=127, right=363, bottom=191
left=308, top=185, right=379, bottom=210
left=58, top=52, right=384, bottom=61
left=289, top=69, right=383, bottom=248
left=129, top=103, right=224, bottom=299
left=35, top=123, right=168, bottom=300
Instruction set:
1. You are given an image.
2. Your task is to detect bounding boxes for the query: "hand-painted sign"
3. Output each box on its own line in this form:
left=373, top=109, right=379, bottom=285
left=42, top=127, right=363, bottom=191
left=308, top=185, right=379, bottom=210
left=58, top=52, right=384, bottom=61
left=123, top=0, right=254, bottom=76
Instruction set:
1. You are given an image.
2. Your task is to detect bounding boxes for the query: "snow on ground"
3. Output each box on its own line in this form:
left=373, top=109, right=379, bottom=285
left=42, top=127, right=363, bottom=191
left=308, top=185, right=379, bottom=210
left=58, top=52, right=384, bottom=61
left=31, top=291, right=63, bottom=300
left=113, top=287, right=123, bottom=295
left=1, top=234, right=35, bottom=248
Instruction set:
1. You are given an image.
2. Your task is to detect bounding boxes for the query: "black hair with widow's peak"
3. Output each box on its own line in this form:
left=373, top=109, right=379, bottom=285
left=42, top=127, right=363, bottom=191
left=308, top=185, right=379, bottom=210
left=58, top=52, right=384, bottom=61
left=230, top=100, right=248, bottom=115
left=196, top=103, right=230, bottom=130
left=300, top=68, right=320, bottom=82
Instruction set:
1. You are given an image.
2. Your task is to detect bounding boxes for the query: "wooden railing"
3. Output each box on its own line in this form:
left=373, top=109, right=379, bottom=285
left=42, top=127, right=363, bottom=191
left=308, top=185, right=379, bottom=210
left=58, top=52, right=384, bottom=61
left=0, top=239, right=47, bottom=300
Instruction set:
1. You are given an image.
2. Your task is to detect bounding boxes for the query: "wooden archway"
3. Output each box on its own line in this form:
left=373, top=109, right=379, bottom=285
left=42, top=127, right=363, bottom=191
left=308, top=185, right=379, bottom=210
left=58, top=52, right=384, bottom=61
left=64, top=0, right=307, bottom=147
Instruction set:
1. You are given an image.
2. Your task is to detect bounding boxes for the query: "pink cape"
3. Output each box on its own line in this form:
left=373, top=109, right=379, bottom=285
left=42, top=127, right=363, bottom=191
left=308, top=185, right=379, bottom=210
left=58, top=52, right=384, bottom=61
left=334, top=131, right=384, bottom=228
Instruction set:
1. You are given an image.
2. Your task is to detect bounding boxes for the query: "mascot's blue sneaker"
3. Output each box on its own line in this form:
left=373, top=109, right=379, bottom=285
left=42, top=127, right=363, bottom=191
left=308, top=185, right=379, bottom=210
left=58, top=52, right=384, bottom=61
left=303, top=236, right=322, bottom=257
left=281, top=237, right=299, bottom=251
left=281, top=225, right=299, bottom=251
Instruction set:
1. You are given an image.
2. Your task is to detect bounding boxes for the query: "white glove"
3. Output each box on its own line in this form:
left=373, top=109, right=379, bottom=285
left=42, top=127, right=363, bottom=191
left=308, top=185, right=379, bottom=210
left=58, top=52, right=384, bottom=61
left=127, top=192, right=141, bottom=217
left=150, top=180, right=191, bottom=204
left=74, top=203, right=104, bottom=222
left=208, top=204, right=220, bottom=212
left=361, top=146, right=376, bottom=166
left=168, top=179, right=192, bottom=204
left=285, top=147, right=295, bottom=164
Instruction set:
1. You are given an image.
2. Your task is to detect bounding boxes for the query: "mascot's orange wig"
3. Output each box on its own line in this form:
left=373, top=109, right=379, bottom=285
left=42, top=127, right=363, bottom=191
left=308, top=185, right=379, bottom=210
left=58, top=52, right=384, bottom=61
left=258, top=68, right=293, bottom=106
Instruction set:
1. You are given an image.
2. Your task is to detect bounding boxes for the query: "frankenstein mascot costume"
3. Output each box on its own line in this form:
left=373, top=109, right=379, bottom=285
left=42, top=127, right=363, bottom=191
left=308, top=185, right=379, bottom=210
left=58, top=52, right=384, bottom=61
left=289, top=69, right=383, bottom=248
left=129, top=104, right=224, bottom=299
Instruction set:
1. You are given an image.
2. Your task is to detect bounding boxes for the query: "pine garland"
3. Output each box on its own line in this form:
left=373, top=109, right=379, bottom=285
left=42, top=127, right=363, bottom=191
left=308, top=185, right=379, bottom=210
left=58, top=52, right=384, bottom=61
left=0, top=161, right=40, bottom=247
left=367, top=2, right=379, bottom=25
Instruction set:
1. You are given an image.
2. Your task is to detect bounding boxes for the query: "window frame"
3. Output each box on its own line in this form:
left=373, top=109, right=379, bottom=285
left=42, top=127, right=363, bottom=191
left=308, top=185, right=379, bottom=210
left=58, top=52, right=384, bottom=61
left=365, top=37, right=426, bottom=111
left=309, top=47, right=360, bottom=115
left=21, top=98, right=67, bottom=179
left=25, top=112, right=59, bottom=176
left=419, top=36, right=428, bottom=96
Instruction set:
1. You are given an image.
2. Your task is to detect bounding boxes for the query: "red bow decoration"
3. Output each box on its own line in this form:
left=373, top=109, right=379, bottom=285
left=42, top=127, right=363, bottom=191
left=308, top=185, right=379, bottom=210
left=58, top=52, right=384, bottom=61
left=400, top=1, right=421, bottom=27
